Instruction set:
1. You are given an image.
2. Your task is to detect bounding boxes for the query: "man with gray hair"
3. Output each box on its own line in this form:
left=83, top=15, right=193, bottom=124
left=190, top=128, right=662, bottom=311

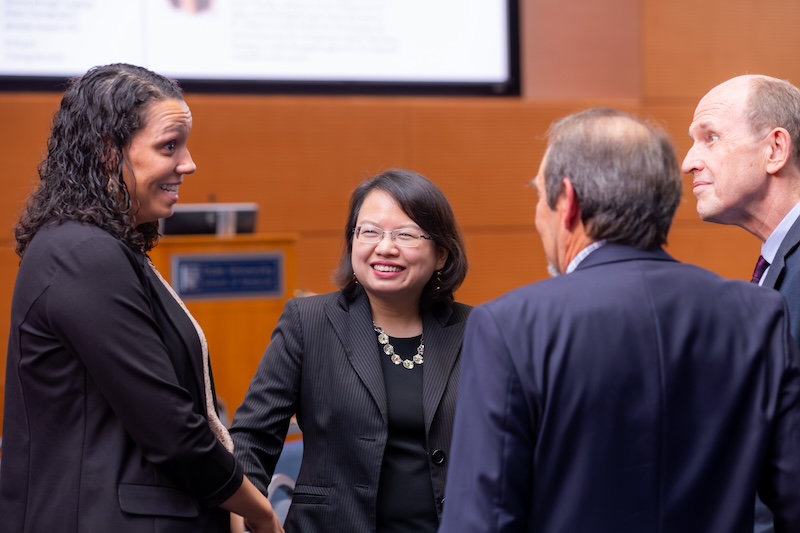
left=439, top=108, right=800, bottom=532
left=684, top=74, right=800, bottom=533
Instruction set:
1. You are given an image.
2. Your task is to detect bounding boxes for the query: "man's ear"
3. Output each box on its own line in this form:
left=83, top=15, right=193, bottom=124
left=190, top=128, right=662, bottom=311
left=766, top=127, right=792, bottom=175
left=558, top=178, right=581, bottom=230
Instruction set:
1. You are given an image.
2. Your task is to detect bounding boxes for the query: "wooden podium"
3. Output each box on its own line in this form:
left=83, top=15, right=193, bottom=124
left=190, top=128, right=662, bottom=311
left=149, top=233, right=298, bottom=419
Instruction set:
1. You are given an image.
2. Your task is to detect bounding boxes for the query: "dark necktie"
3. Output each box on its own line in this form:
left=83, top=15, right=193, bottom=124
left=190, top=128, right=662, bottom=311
left=751, top=255, right=770, bottom=284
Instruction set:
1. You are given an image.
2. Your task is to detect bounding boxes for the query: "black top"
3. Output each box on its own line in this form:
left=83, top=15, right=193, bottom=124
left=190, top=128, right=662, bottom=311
left=376, top=335, right=438, bottom=533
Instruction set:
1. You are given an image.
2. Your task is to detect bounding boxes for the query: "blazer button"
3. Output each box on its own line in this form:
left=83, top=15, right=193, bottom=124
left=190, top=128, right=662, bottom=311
left=431, top=449, right=446, bottom=465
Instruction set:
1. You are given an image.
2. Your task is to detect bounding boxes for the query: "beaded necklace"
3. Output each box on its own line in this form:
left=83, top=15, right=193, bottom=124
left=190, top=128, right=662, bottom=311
left=372, top=322, right=424, bottom=370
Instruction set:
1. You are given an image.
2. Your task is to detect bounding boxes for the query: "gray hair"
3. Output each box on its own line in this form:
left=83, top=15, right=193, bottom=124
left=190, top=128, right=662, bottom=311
left=746, top=77, right=800, bottom=169
left=544, top=107, right=682, bottom=250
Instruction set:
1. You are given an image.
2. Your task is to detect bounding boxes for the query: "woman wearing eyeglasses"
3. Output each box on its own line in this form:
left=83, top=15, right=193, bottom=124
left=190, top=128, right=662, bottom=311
left=230, top=169, right=470, bottom=533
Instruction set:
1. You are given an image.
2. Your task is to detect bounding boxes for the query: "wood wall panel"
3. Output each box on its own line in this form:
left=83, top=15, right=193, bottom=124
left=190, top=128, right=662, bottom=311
left=666, top=224, right=760, bottom=282
left=643, top=104, right=701, bottom=224
left=643, top=0, right=800, bottom=102
left=180, top=95, right=411, bottom=233
left=0, top=94, right=57, bottom=239
left=522, top=0, right=641, bottom=99
left=406, top=101, right=561, bottom=229
left=459, top=229, right=550, bottom=304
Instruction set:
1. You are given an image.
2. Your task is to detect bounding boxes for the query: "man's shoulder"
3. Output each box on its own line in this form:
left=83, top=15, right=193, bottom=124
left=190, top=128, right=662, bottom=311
left=481, top=259, right=782, bottom=312
left=478, top=278, right=567, bottom=316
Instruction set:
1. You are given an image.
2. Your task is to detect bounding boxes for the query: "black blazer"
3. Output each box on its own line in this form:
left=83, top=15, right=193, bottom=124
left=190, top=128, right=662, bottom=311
left=231, top=290, right=471, bottom=533
left=440, top=245, right=800, bottom=533
left=0, top=222, right=241, bottom=533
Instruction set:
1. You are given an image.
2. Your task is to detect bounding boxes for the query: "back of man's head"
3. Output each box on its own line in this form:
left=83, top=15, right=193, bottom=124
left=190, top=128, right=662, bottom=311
left=545, top=107, right=682, bottom=250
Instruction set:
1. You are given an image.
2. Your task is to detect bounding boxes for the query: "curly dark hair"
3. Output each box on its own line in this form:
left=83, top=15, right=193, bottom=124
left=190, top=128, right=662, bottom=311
left=333, top=169, right=468, bottom=308
left=15, top=63, right=185, bottom=257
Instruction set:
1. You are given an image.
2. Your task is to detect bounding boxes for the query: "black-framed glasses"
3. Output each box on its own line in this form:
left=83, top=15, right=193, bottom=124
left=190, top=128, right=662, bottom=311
left=353, top=225, right=432, bottom=248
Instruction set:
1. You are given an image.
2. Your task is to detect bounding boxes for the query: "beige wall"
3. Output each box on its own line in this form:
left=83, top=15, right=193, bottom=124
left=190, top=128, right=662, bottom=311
left=2, top=0, right=798, bottom=426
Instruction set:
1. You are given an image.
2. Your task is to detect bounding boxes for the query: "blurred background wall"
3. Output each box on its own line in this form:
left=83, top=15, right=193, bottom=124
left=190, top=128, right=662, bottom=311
left=2, top=0, right=798, bottom=425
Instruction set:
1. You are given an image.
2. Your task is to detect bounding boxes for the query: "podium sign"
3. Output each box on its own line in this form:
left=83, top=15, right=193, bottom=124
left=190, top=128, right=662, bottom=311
left=171, top=252, right=284, bottom=300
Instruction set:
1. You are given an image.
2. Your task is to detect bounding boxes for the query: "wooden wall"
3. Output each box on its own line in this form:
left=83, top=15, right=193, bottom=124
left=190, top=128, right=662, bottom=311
left=2, top=0, right=799, bottom=428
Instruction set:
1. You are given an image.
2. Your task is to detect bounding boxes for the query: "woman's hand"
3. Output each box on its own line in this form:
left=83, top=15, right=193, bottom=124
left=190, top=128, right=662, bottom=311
left=221, top=476, right=284, bottom=533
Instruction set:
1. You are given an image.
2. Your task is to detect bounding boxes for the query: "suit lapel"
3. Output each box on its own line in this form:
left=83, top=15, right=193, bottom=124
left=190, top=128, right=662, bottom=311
left=421, top=305, right=460, bottom=434
left=763, top=216, right=800, bottom=288
left=143, top=261, right=207, bottom=411
left=326, top=293, right=388, bottom=422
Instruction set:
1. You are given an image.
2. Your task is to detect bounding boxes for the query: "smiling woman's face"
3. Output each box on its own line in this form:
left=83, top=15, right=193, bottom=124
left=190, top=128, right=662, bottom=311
left=122, top=98, right=196, bottom=226
left=351, top=189, right=447, bottom=307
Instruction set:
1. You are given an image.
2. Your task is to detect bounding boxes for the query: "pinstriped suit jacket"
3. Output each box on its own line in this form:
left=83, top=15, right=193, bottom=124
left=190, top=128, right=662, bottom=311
left=230, top=290, right=472, bottom=533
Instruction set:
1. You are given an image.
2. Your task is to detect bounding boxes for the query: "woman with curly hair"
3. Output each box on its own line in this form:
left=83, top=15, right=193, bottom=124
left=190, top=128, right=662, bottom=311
left=0, top=63, right=282, bottom=533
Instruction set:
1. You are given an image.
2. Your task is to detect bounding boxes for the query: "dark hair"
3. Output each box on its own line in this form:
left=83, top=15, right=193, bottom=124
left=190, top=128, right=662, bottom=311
left=746, top=76, right=800, bottom=169
left=544, top=107, right=682, bottom=250
left=333, top=169, right=468, bottom=307
left=15, top=63, right=185, bottom=257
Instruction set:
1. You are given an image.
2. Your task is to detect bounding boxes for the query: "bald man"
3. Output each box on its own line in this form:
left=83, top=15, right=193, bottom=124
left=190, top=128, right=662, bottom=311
left=684, top=75, right=800, bottom=533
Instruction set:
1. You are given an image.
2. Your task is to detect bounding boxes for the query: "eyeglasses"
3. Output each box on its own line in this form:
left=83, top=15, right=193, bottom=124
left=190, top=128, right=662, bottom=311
left=353, top=225, right=432, bottom=248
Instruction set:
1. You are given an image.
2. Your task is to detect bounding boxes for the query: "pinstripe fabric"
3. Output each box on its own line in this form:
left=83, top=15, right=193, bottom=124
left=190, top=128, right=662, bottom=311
left=231, top=290, right=471, bottom=533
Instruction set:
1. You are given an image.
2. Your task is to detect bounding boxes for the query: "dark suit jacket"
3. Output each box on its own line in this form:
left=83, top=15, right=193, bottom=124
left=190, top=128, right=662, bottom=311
left=755, top=214, right=800, bottom=533
left=440, top=244, right=800, bottom=533
left=0, top=222, right=241, bottom=533
left=230, top=290, right=471, bottom=533
left=763, top=214, right=800, bottom=348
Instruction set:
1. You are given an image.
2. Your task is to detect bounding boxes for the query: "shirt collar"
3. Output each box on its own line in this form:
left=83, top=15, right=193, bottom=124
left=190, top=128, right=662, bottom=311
left=762, top=202, right=800, bottom=264
left=566, top=240, right=607, bottom=274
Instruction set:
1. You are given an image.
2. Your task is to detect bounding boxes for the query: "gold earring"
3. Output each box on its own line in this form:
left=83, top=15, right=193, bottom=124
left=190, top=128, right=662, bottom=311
left=106, top=177, right=118, bottom=195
